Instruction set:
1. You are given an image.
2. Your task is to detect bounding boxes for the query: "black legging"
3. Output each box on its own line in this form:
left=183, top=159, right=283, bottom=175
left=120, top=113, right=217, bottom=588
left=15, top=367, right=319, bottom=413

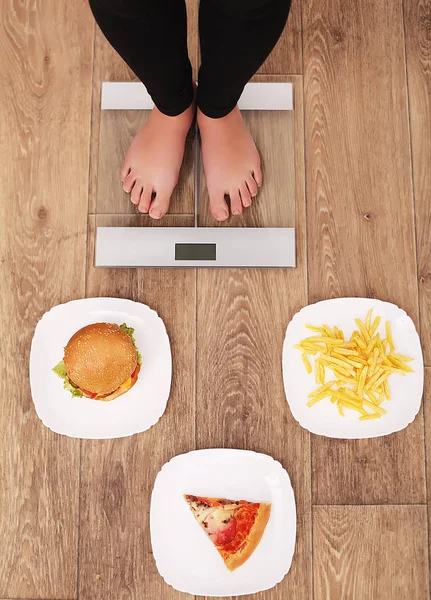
left=89, top=0, right=292, bottom=118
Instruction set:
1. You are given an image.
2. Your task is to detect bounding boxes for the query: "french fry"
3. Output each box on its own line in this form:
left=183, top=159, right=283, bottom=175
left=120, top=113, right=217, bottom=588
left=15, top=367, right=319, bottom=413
left=332, top=347, right=358, bottom=356
left=315, top=359, right=321, bottom=385
left=309, top=381, right=337, bottom=398
left=369, top=347, right=379, bottom=377
left=363, top=399, right=386, bottom=415
left=307, top=391, right=332, bottom=407
left=306, top=325, right=326, bottom=333
left=383, top=380, right=391, bottom=400
left=369, top=316, right=381, bottom=337
left=298, top=311, right=414, bottom=420
left=373, top=371, right=391, bottom=390
left=302, top=354, right=312, bottom=374
left=355, top=319, right=371, bottom=343
left=365, top=335, right=379, bottom=356
left=304, top=336, right=345, bottom=345
left=388, top=356, right=415, bottom=373
left=339, top=399, right=367, bottom=415
left=392, top=352, right=414, bottom=363
left=334, top=326, right=344, bottom=340
left=359, top=413, right=381, bottom=421
left=365, top=308, right=373, bottom=330
left=323, top=325, right=334, bottom=337
left=320, top=355, right=356, bottom=372
left=385, top=322, right=395, bottom=352
left=357, top=365, right=368, bottom=398
left=319, top=362, right=325, bottom=385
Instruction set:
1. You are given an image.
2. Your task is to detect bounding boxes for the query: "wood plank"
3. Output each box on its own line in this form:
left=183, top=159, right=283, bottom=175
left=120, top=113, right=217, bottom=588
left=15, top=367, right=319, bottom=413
left=0, top=0, right=93, bottom=596
left=186, top=0, right=200, bottom=78
left=198, top=75, right=297, bottom=228
left=404, top=0, right=431, bottom=366
left=303, top=0, right=425, bottom=504
left=196, top=77, right=311, bottom=600
left=96, top=111, right=195, bottom=215
left=79, top=215, right=195, bottom=600
left=313, top=505, right=429, bottom=600
left=258, top=0, right=302, bottom=75
left=89, top=27, right=136, bottom=214
left=423, top=368, right=431, bottom=581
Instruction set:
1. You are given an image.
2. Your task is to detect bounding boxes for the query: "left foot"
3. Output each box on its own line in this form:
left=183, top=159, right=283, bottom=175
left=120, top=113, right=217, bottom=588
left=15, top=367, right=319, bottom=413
left=197, top=106, right=263, bottom=221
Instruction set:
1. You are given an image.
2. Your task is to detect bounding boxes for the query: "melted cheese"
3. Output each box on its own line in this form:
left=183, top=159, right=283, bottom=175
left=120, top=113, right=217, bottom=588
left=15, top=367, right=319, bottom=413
left=189, top=500, right=235, bottom=534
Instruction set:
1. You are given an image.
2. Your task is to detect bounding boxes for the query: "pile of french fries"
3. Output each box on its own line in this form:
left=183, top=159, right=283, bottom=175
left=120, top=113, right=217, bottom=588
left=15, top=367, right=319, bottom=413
left=295, top=309, right=414, bottom=420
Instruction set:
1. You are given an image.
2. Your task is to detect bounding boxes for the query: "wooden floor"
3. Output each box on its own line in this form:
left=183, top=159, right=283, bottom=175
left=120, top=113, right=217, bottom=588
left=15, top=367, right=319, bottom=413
left=0, top=0, right=430, bottom=598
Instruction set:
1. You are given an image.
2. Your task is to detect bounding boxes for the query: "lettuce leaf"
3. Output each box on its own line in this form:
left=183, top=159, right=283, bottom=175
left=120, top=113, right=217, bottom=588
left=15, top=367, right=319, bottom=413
left=119, top=323, right=142, bottom=366
left=52, top=360, right=83, bottom=397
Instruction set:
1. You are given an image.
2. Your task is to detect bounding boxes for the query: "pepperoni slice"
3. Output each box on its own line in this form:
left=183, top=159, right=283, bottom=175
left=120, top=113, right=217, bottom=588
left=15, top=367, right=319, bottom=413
left=212, top=518, right=237, bottom=547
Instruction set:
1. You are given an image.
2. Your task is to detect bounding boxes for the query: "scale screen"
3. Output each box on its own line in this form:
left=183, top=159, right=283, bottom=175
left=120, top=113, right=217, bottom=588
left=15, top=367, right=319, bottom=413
left=175, top=243, right=216, bottom=261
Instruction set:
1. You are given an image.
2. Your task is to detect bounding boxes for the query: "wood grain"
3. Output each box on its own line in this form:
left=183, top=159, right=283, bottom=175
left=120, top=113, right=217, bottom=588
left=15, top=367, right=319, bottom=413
left=198, top=75, right=296, bottom=228
left=96, top=111, right=195, bottom=215
left=0, top=0, right=93, bottom=596
left=404, top=0, right=431, bottom=366
left=258, top=0, right=303, bottom=75
left=303, top=0, right=425, bottom=504
left=186, top=0, right=199, bottom=78
left=196, top=77, right=311, bottom=600
left=423, top=368, right=431, bottom=578
left=88, top=26, right=137, bottom=214
left=79, top=215, right=195, bottom=600
left=313, top=505, right=430, bottom=600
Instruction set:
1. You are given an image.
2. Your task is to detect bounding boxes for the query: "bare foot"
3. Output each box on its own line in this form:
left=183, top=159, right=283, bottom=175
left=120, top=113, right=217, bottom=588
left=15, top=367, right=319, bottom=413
left=121, top=104, right=194, bottom=219
left=197, top=106, right=263, bottom=221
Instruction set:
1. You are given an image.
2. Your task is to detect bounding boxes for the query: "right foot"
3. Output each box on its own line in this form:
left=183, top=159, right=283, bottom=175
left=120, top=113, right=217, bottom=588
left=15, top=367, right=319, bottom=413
left=121, top=104, right=194, bottom=218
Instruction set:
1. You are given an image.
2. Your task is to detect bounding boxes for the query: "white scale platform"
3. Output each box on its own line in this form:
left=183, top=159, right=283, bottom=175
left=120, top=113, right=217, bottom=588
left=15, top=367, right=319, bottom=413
left=95, top=82, right=296, bottom=268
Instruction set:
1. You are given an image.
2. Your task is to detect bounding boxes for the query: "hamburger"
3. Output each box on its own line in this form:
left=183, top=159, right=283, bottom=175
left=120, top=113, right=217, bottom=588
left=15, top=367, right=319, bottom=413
left=53, top=322, right=141, bottom=401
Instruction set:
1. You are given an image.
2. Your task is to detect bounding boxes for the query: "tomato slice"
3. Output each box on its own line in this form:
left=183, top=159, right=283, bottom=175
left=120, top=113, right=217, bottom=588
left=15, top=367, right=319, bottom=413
left=131, top=364, right=141, bottom=379
left=81, top=388, right=98, bottom=399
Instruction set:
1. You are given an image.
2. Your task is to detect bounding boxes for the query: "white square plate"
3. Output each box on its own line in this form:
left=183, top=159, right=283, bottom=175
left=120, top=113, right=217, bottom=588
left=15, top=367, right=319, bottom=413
left=283, top=298, right=424, bottom=439
left=30, top=297, right=171, bottom=439
left=150, top=449, right=296, bottom=597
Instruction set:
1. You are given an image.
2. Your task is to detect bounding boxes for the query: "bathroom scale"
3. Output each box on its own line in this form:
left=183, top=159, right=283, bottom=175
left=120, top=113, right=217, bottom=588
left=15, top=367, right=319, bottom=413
left=95, top=81, right=296, bottom=268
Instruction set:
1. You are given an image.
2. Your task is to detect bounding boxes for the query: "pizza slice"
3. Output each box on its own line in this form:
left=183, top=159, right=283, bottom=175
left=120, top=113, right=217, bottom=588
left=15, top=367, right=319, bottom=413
left=184, top=494, right=271, bottom=571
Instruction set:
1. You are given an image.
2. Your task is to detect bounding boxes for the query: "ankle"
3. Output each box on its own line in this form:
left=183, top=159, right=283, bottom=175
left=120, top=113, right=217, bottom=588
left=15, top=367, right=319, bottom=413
left=152, top=103, right=195, bottom=132
left=197, top=105, right=239, bottom=127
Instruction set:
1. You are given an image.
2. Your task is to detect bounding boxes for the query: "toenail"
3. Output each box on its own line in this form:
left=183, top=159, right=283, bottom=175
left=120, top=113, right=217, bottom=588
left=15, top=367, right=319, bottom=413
left=151, top=210, right=161, bottom=218
left=217, top=210, right=227, bottom=219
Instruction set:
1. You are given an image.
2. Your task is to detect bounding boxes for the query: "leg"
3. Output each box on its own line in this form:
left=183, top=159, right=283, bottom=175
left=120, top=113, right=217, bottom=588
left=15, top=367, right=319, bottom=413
left=89, top=0, right=195, bottom=218
left=197, top=0, right=292, bottom=220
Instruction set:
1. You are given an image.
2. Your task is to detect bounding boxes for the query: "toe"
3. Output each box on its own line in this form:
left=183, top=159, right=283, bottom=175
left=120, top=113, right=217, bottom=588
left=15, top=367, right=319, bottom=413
left=239, top=183, right=252, bottom=208
left=130, top=182, right=143, bottom=205
left=246, top=176, right=258, bottom=198
left=149, top=187, right=171, bottom=219
left=138, top=187, right=152, bottom=213
left=209, top=191, right=229, bottom=221
left=123, top=172, right=136, bottom=193
left=120, top=163, right=130, bottom=183
left=229, top=189, right=243, bottom=216
left=252, top=165, right=263, bottom=188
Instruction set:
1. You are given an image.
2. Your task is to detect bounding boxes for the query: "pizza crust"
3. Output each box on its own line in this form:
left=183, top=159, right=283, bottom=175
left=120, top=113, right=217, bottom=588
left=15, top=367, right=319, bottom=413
left=220, top=503, right=271, bottom=571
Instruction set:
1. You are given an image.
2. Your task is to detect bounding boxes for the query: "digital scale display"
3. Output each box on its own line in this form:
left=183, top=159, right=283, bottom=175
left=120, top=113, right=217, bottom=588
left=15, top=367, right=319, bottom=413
left=175, top=243, right=216, bottom=261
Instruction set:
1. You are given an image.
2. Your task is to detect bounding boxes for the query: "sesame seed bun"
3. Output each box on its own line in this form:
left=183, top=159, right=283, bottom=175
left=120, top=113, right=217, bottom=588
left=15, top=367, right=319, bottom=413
left=63, top=323, right=138, bottom=395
